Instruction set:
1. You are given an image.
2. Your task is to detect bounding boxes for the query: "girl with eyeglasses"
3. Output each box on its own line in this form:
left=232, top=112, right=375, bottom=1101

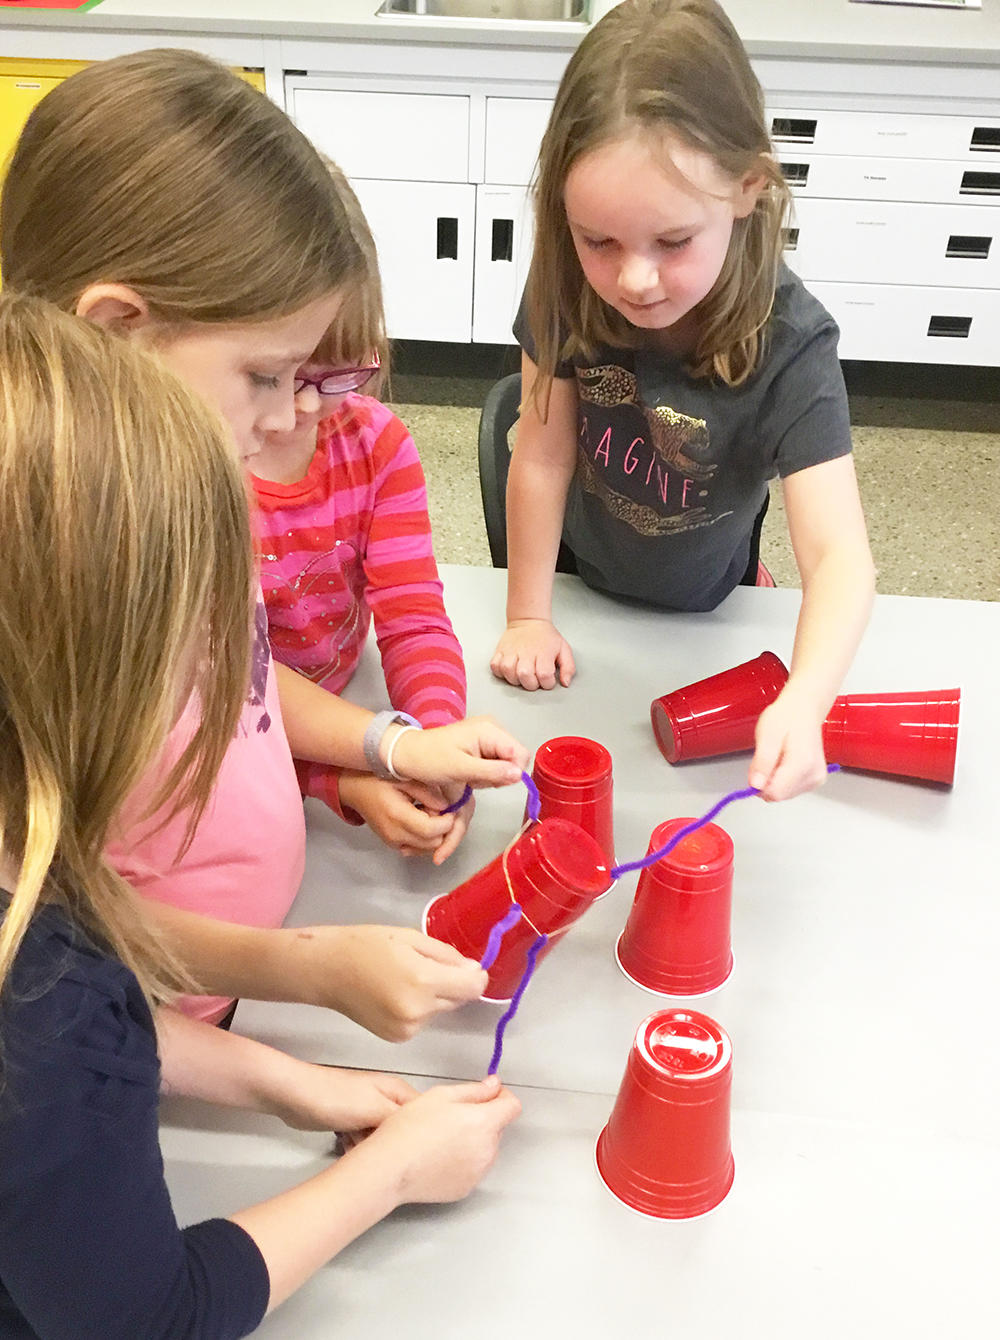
left=1, top=48, right=529, bottom=1044
left=250, top=166, right=473, bottom=862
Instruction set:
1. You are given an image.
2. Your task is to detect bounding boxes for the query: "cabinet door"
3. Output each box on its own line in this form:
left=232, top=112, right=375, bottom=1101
left=808, top=280, right=1000, bottom=366
left=768, top=107, right=1000, bottom=161
left=786, top=198, right=1000, bottom=289
left=472, top=184, right=534, bottom=343
left=351, top=179, right=475, bottom=342
left=289, top=87, right=471, bottom=183
left=484, top=97, right=552, bottom=186
left=0, top=73, right=70, bottom=182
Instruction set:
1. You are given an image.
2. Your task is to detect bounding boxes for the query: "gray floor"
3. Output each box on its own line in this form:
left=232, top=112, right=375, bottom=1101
left=387, top=355, right=999, bottom=602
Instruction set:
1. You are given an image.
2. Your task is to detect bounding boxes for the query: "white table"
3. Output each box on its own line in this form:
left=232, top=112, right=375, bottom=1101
left=163, top=566, right=1000, bottom=1336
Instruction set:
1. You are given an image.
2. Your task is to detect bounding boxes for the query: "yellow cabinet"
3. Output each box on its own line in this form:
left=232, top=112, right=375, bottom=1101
left=1, top=59, right=90, bottom=176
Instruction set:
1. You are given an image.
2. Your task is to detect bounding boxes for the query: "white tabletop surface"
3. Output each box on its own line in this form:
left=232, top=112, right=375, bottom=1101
left=160, top=566, right=1000, bottom=1336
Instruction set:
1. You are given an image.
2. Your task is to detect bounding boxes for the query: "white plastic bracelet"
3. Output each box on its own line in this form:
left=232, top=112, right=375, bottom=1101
left=384, top=724, right=419, bottom=781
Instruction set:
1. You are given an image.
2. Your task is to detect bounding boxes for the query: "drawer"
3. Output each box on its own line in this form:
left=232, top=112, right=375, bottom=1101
left=289, top=87, right=470, bottom=183
left=807, top=280, right=1000, bottom=365
left=785, top=199, right=1000, bottom=289
left=768, top=107, right=1000, bottom=161
left=484, top=97, right=552, bottom=186
left=777, top=154, right=1000, bottom=207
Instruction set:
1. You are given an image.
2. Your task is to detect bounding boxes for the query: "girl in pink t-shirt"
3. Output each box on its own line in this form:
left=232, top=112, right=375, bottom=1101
left=1, top=49, right=528, bottom=1033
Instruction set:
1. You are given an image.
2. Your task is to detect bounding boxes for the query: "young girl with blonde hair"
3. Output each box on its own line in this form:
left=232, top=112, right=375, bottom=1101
left=1, top=47, right=528, bottom=1037
left=251, top=163, right=473, bottom=857
left=0, top=293, right=519, bottom=1339
left=491, top=0, right=875, bottom=802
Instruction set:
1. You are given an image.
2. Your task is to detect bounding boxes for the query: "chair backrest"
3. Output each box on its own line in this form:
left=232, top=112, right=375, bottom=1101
left=477, top=372, right=522, bottom=569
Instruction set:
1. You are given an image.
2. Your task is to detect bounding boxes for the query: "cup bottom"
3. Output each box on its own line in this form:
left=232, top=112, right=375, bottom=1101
left=613, top=933, right=734, bottom=1000
left=594, top=1130, right=734, bottom=1220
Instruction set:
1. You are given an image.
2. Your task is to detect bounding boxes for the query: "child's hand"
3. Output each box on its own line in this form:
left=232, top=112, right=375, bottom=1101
left=359, top=1075, right=521, bottom=1205
left=292, top=924, right=488, bottom=1041
left=389, top=715, right=529, bottom=790
left=750, top=685, right=830, bottom=801
left=490, top=617, right=576, bottom=690
left=272, top=1064, right=419, bottom=1134
left=338, top=772, right=467, bottom=860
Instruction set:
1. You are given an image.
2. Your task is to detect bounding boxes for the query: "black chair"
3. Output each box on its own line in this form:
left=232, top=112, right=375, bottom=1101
left=477, top=373, right=522, bottom=569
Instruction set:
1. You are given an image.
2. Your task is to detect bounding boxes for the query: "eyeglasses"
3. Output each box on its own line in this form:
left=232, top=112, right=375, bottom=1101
left=293, top=351, right=380, bottom=397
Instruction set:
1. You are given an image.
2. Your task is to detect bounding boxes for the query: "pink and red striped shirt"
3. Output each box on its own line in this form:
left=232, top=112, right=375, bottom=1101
left=251, top=396, right=467, bottom=817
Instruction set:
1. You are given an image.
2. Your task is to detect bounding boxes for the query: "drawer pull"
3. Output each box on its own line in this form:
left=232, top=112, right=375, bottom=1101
left=960, top=170, right=1000, bottom=197
left=970, top=126, right=1000, bottom=153
left=781, top=226, right=800, bottom=251
left=779, top=162, right=810, bottom=187
left=436, top=217, right=459, bottom=260
left=491, top=218, right=513, bottom=262
left=945, top=235, right=992, bottom=260
left=927, top=315, right=972, bottom=339
left=771, top=116, right=816, bottom=144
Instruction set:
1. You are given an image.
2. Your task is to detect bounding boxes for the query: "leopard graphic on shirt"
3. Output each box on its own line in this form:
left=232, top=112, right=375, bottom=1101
left=247, top=598, right=273, bottom=733
left=575, top=364, right=731, bottom=539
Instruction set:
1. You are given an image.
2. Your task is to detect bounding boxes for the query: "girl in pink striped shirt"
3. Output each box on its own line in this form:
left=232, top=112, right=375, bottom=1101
left=252, top=169, right=471, bottom=862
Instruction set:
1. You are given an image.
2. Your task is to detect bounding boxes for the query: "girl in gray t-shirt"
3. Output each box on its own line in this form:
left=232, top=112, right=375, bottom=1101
left=491, top=0, right=874, bottom=805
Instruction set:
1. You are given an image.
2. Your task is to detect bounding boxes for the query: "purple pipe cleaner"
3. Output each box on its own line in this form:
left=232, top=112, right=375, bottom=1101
left=521, top=770, right=541, bottom=822
left=487, top=933, right=549, bottom=1076
left=439, top=784, right=473, bottom=816
left=479, top=904, right=523, bottom=971
left=610, top=762, right=840, bottom=878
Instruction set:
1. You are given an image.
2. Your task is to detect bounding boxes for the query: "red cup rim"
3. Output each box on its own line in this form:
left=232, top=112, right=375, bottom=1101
left=614, top=933, right=734, bottom=1000
left=594, top=1132, right=735, bottom=1221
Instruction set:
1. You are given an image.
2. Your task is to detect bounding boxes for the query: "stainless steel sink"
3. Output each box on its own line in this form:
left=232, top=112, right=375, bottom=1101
left=378, top=0, right=588, bottom=21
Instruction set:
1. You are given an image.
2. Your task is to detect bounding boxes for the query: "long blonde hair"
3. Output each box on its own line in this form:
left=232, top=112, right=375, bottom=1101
left=528, top=0, right=790, bottom=400
left=0, top=292, right=254, bottom=1011
left=0, top=48, right=367, bottom=325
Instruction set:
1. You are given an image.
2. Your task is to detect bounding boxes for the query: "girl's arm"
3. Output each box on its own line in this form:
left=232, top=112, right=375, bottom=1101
left=229, top=1075, right=520, bottom=1315
left=144, top=901, right=489, bottom=1042
left=274, top=659, right=527, bottom=789
left=750, top=454, right=875, bottom=801
left=490, top=351, right=580, bottom=691
left=363, top=416, right=467, bottom=728
left=155, top=1006, right=418, bottom=1132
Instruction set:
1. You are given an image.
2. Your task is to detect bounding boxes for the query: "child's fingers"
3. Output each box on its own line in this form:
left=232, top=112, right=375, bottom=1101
left=557, top=642, right=576, bottom=687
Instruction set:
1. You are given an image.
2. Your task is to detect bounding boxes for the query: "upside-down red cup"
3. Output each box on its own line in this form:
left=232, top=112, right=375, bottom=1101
left=650, top=651, right=788, bottom=764
left=822, top=687, right=960, bottom=785
left=616, top=818, right=734, bottom=998
left=423, top=817, right=611, bottom=1001
left=596, top=1009, right=734, bottom=1219
left=527, top=735, right=615, bottom=868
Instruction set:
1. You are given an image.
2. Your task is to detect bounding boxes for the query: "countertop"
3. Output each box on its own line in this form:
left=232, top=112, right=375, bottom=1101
left=1, top=0, right=999, bottom=64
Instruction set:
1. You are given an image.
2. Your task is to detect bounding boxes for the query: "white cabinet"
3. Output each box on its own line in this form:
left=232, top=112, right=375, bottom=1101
left=288, top=78, right=550, bottom=345
left=352, top=179, right=476, bottom=342
left=770, top=104, right=1000, bottom=363
left=472, top=184, right=534, bottom=344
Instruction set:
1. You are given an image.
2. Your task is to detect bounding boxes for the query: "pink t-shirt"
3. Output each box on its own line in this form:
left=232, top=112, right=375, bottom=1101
left=106, top=599, right=305, bottom=1023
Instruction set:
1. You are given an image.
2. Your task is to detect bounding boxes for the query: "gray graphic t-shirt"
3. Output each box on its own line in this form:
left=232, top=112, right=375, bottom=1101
left=514, top=267, right=852, bottom=611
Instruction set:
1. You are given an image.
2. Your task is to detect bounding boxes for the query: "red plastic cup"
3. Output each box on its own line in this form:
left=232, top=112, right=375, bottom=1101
left=822, top=687, right=960, bottom=785
left=597, top=1008, right=734, bottom=1219
left=616, top=818, right=734, bottom=998
left=527, top=735, right=615, bottom=866
left=423, top=817, right=611, bottom=1001
left=650, top=651, right=788, bottom=764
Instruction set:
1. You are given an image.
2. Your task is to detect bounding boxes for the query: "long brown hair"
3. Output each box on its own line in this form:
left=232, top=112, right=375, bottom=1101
left=0, top=292, right=254, bottom=1010
left=0, top=48, right=367, bottom=325
left=528, top=0, right=790, bottom=401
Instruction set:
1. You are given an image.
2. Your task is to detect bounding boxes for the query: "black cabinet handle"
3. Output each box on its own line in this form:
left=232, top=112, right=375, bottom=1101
left=945, top=235, right=992, bottom=260
left=436, top=217, right=458, bottom=260
left=781, top=226, right=799, bottom=251
left=960, top=170, right=1000, bottom=197
left=771, top=117, right=817, bottom=143
left=779, top=162, right=809, bottom=187
left=927, top=315, right=972, bottom=338
left=491, top=218, right=514, bottom=262
left=970, top=126, right=1000, bottom=153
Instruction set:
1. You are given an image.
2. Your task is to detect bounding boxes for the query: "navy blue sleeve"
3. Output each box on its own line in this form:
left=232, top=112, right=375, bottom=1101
left=0, top=926, right=270, bottom=1340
